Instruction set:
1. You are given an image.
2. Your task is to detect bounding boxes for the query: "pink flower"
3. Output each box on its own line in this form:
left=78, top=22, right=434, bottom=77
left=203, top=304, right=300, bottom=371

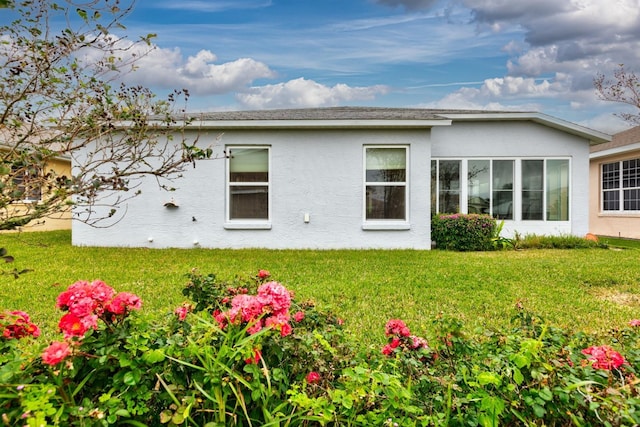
left=581, top=345, right=626, bottom=370
left=629, top=319, right=640, bottom=327
left=385, top=319, right=411, bottom=337
left=257, top=281, right=291, bottom=314
left=105, top=292, right=142, bottom=315
left=306, top=371, right=321, bottom=384
left=411, top=335, right=429, bottom=350
left=258, top=270, right=271, bottom=279
left=390, top=337, right=401, bottom=349
left=293, top=311, right=305, bottom=322
left=230, top=294, right=264, bottom=323
left=174, top=304, right=191, bottom=321
left=42, top=341, right=71, bottom=366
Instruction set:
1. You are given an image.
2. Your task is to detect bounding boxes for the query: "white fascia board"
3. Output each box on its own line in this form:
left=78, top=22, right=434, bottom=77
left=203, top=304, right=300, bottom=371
left=590, top=142, right=640, bottom=159
left=440, top=112, right=611, bottom=145
left=181, top=119, right=452, bottom=129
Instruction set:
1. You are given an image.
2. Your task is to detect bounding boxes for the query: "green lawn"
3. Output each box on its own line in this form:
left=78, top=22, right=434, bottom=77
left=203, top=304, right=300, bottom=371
left=1, top=230, right=639, bottom=347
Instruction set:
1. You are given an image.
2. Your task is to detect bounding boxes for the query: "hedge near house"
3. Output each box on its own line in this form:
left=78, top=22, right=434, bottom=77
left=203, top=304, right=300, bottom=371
left=431, top=213, right=496, bottom=251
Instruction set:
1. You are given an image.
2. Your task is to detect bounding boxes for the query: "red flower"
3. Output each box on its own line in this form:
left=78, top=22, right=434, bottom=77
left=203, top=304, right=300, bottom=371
left=258, top=270, right=271, bottom=279
left=385, top=319, right=411, bottom=337
left=629, top=319, right=640, bottom=327
left=174, top=304, right=191, bottom=321
left=105, top=292, right=142, bottom=315
left=582, top=345, right=626, bottom=370
left=306, top=371, right=321, bottom=384
left=1, top=311, right=40, bottom=340
left=390, top=337, right=401, bottom=349
left=245, top=348, right=262, bottom=364
left=381, top=344, right=394, bottom=356
left=42, top=341, right=71, bottom=366
left=59, top=313, right=96, bottom=339
left=293, top=311, right=305, bottom=322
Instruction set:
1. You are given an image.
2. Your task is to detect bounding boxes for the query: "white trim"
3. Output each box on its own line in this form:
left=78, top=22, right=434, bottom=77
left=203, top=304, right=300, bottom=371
left=590, top=142, right=640, bottom=159
left=362, top=222, right=411, bottom=230
left=224, top=222, right=272, bottom=230
left=362, top=145, right=410, bottom=225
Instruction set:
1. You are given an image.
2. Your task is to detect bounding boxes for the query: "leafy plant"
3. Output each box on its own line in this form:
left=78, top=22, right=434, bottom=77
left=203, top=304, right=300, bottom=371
left=431, top=213, right=496, bottom=251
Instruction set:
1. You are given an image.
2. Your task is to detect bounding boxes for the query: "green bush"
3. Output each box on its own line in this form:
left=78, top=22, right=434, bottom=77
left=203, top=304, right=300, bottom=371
left=431, top=213, right=497, bottom=251
left=2, top=271, right=640, bottom=426
left=514, top=233, right=608, bottom=249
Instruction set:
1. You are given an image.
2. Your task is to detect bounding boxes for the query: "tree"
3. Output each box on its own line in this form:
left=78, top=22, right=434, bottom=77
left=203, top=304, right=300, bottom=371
left=594, top=65, right=640, bottom=126
left=0, top=0, right=212, bottom=230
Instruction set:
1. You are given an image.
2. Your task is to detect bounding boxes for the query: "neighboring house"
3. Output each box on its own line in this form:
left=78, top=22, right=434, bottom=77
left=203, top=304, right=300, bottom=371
left=71, top=107, right=610, bottom=249
left=589, top=125, right=640, bottom=239
left=1, top=154, right=72, bottom=231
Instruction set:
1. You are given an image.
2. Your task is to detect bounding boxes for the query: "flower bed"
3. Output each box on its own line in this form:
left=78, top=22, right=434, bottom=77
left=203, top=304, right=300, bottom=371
left=1, top=270, right=639, bottom=426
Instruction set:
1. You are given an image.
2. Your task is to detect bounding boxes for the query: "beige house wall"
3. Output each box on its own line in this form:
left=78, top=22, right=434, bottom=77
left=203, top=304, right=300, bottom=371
left=2, top=156, right=71, bottom=232
left=589, top=147, right=640, bottom=239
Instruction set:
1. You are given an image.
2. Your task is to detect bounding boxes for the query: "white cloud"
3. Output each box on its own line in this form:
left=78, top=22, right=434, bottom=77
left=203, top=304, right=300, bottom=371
left=236, top=78, right=390, bottom=109
left=77, top=36, right=277, bottom=95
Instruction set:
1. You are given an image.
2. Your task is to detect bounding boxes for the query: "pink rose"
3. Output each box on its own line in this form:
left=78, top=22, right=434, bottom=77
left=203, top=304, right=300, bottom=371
left=258, top=270, right=271, bottom=279
left=629, top=319, right=640, bottom=327
left=582, top=345, right=626, bottom=370
left=293, top=311, right=305, bottom=322
left=42, top=341, right=71, bottom=366
left=306, top=371, right=321, bottom=384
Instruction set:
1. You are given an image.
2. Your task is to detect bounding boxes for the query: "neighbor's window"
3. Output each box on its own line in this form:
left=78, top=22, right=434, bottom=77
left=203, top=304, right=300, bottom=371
left=227, top=147, right=269, bottom=220
left=365, top=146, right=407, bottom=220
left=11, top=165, right=42, bottom=202
left=601, top=158, right=640, bottom=212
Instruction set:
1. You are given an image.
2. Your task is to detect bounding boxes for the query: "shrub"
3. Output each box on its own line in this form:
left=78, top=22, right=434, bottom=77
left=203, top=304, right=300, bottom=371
left=514, top=233, right=608, bottom=249
left=1, top=272, right=639, bottom=426
left=431, top=213, right=497, bottom=251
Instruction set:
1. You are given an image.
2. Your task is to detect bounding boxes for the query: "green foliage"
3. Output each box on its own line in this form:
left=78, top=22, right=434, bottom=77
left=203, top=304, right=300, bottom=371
left=431, top=213, right=496, bottom=251
left=514, top=233, right=608, bottom=249
left=2, top=270, right=640, bottom=425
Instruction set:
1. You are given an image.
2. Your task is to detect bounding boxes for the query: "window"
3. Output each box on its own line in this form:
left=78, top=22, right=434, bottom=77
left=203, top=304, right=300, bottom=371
left=364, top=146, right=407, bottom=220
left=12, top=165, right=42, bottom=202
left=601, top=158, right=640, bottom=212
left=227, top=147, right=269, bottom=221
left=432, top=158, right=569, bottom=221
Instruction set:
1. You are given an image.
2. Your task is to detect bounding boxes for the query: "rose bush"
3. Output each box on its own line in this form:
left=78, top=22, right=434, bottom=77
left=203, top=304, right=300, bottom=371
left=1, top=271, right=639, bottom=426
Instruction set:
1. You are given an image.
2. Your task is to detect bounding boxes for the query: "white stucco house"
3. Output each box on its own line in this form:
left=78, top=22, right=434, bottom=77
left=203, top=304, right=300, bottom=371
left=71, top=107, right=610, bottom=249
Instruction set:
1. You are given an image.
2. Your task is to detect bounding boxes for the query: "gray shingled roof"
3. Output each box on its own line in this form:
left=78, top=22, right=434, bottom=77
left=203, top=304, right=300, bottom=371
left=189, top=106, right=518, bottom=121
left=590, top=125, right=640, bottom=153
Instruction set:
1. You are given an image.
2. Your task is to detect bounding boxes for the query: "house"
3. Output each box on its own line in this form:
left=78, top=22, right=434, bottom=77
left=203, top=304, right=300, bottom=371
left=71, top=107, right=610, bottom=249
left=589, top=125, right=640, bottom=239
left=0, top=152, right=71, bottom=232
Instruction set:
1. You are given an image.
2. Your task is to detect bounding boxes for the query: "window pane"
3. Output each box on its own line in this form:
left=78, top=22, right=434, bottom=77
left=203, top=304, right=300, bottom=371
left=624, top=189, right=640, bottom=211
left=623, top=159, right=640, bottom=189
left=229, top=148, right=269, bottom=182
left=430, top=160, right=437, bottom=217
left=602, top=162, right=619, bottom=190
left=603, top=190, right=620, bottom=211
left=366, top=148, right=406, bottom=182
left=522, top=160, right=543, bottom=220
left=438, top=160, right=460, bottom=213
left=229, top=186, right=268, bottom=219
left=468, top=160, right=490, bottom=214
left=492, top=160, right=513, bottom=220
left=366, top=185, right=406, bottom=219
left=547, top=159, right=569, bottom=221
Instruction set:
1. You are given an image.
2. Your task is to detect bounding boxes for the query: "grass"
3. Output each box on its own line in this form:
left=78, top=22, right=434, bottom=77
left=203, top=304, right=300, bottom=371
left=598, top=236, right=640, bottom=250
left=1, top=230, right=639, bottom=347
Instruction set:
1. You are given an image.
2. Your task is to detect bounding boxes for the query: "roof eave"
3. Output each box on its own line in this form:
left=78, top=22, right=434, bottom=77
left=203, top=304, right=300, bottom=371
left=144, top=119, right=452, bottom=130
left=440, top=112, right=612, bottom=145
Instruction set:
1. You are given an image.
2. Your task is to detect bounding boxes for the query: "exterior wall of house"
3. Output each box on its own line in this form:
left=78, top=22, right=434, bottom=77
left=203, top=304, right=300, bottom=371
left=72, top=128, right=433, bottom=249
left=589, top=148, right=640, bottom=239
left=2, top=156, right=71, bottom=232
left=430, top=121, right=591, bottom=238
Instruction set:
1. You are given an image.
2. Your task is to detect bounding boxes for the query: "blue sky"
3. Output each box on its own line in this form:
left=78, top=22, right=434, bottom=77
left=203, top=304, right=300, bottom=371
left=7, top=0, right=640, bottom=133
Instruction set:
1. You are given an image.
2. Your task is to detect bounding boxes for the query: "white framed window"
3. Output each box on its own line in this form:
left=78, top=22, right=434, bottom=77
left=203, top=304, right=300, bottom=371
left=601, top=158, right=640, bottom=212
left=225, top=146, right=270, bottom=228
left=11, top=165, right=42, bottom=203
left=364, top=146, right=408, bottom=225
left=431, top=158, right=570, bottom=222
